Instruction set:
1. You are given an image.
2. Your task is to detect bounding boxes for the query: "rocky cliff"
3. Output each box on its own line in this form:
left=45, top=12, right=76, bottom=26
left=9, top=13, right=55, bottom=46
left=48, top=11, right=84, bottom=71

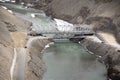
left=81, top=38, right=120, bottom=80
left=38, top=0, right=120, bottom=43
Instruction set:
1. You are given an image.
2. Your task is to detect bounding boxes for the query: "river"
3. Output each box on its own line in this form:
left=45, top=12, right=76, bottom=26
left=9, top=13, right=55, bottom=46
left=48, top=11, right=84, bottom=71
left=43, top=42, right=107, bottom=80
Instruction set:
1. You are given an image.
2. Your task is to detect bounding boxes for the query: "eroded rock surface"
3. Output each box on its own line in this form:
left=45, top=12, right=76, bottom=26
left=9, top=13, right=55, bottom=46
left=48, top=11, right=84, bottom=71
left=25, top=37, right=51, bottom=80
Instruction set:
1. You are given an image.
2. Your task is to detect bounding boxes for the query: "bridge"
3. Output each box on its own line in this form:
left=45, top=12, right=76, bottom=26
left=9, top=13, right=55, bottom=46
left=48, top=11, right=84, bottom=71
left=28, top=26, right=94, bottom=42
left=34, top=31, right=94, bottom=35
left=28, top=26, right=95, bottom=37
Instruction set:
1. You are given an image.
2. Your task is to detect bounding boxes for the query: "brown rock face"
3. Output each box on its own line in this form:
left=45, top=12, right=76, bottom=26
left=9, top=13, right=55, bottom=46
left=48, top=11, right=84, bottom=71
left=39, top=0, right=120, bottom=43
left=81, top=38, right=120, bottom=80
left=25, top=38, right=51, bottom=80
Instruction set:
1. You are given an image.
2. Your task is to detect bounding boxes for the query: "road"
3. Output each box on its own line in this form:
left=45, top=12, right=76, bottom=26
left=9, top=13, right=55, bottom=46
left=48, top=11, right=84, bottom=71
left=10, top=32, right=27, bottom=80
left=15, top=48, right=26, bottom=80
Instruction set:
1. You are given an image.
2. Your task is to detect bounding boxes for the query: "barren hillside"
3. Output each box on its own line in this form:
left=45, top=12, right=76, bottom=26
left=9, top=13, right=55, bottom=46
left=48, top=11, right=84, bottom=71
left=0, top=6, right=31, bottom=80
left=37, top=0, right=120, bottom=43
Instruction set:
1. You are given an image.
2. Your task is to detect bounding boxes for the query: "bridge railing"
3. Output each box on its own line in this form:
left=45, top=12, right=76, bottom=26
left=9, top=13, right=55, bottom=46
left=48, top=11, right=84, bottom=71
left=28, top=25, right=95, bottom=37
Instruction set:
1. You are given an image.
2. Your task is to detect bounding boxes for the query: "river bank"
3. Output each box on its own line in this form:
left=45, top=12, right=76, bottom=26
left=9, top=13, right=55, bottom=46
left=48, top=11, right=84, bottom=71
left=25, top=36, right=51, bottom=80
left=80, top=37, right=120, bottom=80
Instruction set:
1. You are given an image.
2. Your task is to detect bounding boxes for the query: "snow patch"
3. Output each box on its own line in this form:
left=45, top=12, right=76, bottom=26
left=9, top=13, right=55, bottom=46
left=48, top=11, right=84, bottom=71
left=1, top=6, right=7, bottom=9
left=8, top=10, right=14, bottom=14
left=54, top=18, right=74, bottom=32
left=31, top=14, right=36, bottom=18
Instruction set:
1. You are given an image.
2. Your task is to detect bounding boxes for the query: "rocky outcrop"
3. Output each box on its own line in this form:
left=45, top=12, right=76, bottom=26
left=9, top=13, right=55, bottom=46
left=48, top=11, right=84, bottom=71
left=81, top=38, right=120, bottom=80
left=25, top=37, right=51, bottom=80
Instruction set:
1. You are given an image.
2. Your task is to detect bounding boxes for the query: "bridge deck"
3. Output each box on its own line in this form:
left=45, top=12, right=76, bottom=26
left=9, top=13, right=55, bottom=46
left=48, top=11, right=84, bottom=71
left=37, top=31, right=95, bottom=35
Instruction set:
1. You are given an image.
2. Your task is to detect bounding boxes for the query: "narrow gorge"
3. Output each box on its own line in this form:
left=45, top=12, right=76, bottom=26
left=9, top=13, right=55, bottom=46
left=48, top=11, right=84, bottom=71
left=0, top=0, right=120, bottom=80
